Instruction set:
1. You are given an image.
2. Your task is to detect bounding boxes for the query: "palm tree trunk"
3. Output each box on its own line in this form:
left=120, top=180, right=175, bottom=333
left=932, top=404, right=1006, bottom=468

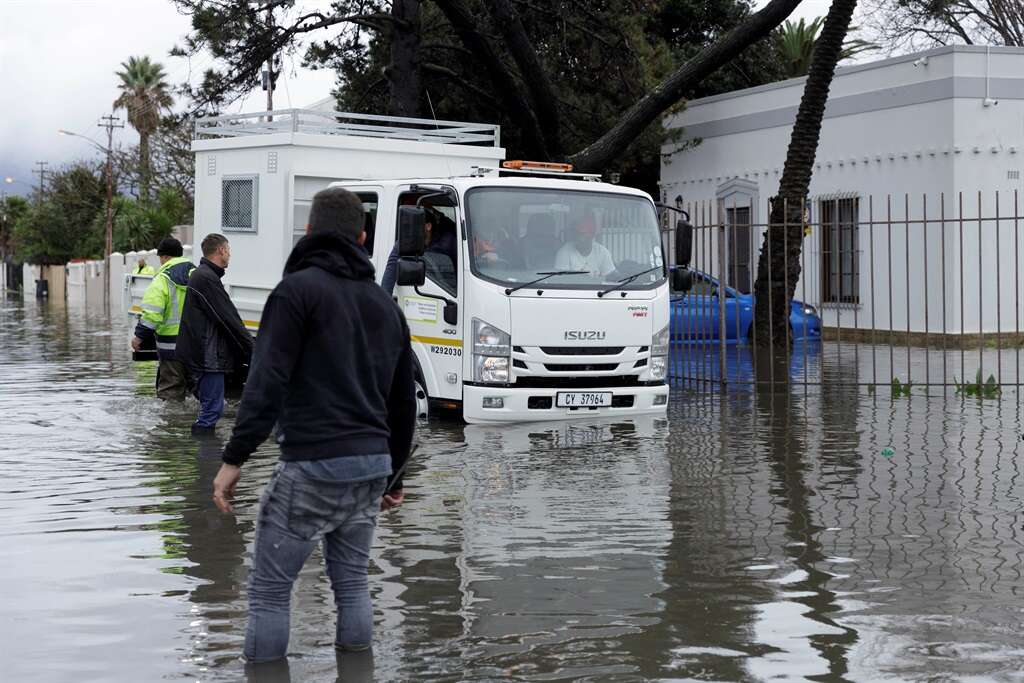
left=752, top=0, right=858, bottom=362
left=139, top=131, right=151, bottom=204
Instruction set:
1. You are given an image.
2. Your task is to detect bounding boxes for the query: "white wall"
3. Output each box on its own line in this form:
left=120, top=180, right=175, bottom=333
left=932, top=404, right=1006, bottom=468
left=192, top=133, right=504, bottom=325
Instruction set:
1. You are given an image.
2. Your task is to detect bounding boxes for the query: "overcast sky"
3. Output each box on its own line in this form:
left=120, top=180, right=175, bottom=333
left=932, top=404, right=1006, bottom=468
left=0, top=0, right=335, bottom=196
left=0, top=0, right=833, bottom=198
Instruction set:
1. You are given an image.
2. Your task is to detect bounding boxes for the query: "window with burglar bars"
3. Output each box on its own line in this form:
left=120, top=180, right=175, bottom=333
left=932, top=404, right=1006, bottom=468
left=820, top=197, right=860, bottom=305
left=222, top=176, right=258, bottom=232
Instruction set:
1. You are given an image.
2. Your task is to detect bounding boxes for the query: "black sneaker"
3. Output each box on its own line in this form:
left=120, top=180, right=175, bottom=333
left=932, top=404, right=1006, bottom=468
left=191, top=424, right=216, bottom=437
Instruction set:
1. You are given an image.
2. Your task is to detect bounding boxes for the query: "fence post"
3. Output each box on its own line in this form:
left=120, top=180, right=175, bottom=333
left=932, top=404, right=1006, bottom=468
left=718, top=214, right=728, bottom=387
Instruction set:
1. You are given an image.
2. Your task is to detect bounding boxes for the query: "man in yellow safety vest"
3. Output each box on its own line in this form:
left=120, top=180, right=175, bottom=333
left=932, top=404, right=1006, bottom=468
left=131, top=238, right=195, bottom=400
left=133, top=258, right=156, bottom=276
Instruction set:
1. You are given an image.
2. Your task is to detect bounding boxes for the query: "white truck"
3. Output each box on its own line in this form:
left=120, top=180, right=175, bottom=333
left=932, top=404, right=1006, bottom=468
left=133, top=108, right=690, bottom=423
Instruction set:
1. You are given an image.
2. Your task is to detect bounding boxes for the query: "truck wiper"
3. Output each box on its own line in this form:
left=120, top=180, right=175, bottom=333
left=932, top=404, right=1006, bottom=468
left=597, top=266, right=663, bottom=298
left=504, top=270, right=588, bottom=295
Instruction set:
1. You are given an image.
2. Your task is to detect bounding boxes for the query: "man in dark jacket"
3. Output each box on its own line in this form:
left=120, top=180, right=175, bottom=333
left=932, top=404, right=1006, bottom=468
left=211, top=187, right=416, bottom=664
left=175, top=233, right=254, bottom=434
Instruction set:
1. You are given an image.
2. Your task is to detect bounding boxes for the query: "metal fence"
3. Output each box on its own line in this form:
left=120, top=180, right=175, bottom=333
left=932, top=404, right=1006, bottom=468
left=666, top=191, right=1024, bottom=391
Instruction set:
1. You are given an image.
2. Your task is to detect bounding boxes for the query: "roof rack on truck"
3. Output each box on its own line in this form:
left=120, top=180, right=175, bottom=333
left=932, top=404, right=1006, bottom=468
left=194, top=108, right=501, bottom=147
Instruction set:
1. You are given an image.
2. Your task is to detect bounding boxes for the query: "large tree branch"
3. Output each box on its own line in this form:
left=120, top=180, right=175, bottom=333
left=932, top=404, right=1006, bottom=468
left=433, top=0, right=550, bottom=159
left=422, top=63, right=500, bottom=108
left=568, top=0, right=805, bottom=172
left=485, top=0, right=563, bottom=157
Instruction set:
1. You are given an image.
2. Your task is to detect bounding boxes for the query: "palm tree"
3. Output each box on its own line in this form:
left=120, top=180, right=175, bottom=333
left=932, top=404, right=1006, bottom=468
left=751, top=0, right=859, bottom=359
left=113, top=56, right=173, bottom=204
left=777, top=17, right=877, bottom=78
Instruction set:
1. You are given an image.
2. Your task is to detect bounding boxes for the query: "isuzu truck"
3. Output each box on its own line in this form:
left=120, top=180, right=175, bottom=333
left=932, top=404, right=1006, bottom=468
left=128, top=108, right=689, bottom=423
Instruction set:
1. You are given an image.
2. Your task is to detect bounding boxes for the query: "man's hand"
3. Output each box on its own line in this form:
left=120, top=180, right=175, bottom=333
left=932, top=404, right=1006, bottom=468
left=212, top=463, right=242, bottom=513
left=381, top=489, right=405, bottom=511
left=131, top=336, right=142, bottom=352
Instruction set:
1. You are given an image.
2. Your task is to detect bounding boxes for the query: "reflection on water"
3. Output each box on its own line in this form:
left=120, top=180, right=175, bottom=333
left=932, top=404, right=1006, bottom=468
left=2, top=297, right=1023, bottom=681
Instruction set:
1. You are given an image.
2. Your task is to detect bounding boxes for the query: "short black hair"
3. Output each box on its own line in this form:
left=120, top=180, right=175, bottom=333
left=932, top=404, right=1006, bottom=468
left=309, top=188, right=364, bottom=240
left=201, top=233, right=229, bottom=258
left=156, top=237, right=183, bottom=258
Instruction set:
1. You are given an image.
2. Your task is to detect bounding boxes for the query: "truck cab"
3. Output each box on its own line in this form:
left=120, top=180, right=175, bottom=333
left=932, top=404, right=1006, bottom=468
left=331, top=169, right=671, bottom=423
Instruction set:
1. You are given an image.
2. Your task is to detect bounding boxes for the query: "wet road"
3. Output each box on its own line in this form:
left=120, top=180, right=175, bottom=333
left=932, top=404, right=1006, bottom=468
left=2, top=297, right=1024, bottom=682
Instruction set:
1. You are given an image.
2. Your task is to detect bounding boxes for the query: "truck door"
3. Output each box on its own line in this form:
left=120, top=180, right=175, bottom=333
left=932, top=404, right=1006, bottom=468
left=391, top=189, right=463, bottom=404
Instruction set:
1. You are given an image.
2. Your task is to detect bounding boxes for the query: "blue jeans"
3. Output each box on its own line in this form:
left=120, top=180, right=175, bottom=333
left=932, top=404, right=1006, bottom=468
left=244, top=456, right=390, bottom=663
left=194, top=372, right=225, bottom=428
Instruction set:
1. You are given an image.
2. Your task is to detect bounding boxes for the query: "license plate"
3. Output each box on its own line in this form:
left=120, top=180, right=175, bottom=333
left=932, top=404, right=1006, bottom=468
left=556, top=392, right=612, bottom=408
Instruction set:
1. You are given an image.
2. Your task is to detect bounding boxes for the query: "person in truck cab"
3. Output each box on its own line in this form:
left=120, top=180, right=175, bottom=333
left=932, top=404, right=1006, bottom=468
left=554, top=212, right=616, bottom=278
left=130, top=238, right=194, bottom=400
left=380, top=206, right=457, bottom=295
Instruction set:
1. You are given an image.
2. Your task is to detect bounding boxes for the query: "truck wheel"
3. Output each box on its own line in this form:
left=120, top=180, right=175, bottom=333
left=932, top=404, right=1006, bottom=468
left=414, top=376, right=429, bottom=420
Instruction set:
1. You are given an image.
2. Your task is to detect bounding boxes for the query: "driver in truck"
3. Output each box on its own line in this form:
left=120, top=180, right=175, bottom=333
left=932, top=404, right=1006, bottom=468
left=554, top=211, right=616, bottom=278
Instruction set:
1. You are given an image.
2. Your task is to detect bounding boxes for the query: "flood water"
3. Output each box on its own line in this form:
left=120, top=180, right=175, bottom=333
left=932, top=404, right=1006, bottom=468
left=3, top=297, right=1024, bottom=682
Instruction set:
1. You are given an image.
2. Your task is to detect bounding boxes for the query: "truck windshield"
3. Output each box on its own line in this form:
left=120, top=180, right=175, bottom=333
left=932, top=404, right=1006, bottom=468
left=465, top=188, right=665, bottom=291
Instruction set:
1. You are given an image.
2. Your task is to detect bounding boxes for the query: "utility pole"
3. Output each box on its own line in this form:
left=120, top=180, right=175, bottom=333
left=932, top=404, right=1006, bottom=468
left=263, top=6, right=276, bottom=122
left=98, top=114, right=124, bottom=308
left=31, top=161, right=49, bottom=205
left=0, top=188, right=7, bottom=293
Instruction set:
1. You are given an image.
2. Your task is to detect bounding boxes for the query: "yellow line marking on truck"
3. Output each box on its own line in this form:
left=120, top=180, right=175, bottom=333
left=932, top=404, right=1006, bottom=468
left=411, top=335, right=463, bottom=347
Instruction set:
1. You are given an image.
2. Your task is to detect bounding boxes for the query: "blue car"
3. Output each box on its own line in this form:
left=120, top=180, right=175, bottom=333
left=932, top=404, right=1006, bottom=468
left=670, top=270, right=822, bottom=342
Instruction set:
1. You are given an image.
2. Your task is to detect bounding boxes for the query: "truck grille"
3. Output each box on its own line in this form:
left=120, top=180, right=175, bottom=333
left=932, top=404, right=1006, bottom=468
left=516, top=376, right=653, bottom=389
left=544, top=363, right=618, bottom=372
left=513, top=345, right=652, bottom=385
left=539, top=346, right=625, bottom=356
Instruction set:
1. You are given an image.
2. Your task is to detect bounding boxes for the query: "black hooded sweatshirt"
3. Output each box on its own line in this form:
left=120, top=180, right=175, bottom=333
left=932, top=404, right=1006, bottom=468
left=222, top=231, right=416, bottom=491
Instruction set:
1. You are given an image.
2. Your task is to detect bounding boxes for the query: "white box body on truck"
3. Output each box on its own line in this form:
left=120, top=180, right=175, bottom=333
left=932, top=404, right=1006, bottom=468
left=153, top=108, right=670, bottom=423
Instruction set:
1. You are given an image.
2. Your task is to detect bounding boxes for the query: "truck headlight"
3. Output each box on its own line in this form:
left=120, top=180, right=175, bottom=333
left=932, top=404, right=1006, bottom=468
left=650, top=324, right=669, bottom=380
left=472, top=318, right=511, bottom=384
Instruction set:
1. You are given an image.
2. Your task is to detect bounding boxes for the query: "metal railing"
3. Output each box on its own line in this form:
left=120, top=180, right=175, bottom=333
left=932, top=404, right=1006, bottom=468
left=667, top=191, right=1024, bottom=391
left=194, top=108, right=501, bottom=147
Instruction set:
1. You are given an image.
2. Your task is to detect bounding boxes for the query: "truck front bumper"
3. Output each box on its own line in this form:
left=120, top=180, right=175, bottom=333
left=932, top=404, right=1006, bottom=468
left=463, top=383, right=670, bottom=424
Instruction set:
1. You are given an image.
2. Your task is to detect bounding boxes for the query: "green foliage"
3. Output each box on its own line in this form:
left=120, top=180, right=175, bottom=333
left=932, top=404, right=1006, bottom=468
left=114, top=56, right=175, bottom=203
left=0, top=195, right=29, bottom=261
left=775, top=17, right=878, bottom=78
left=174, top=0, right=792, bottom=194
left=113, top=56, right=174, bottom=135
left=954, top=370, right=1002, bottom=399
left=8, top=160, right=190, bottom=264
left=12, top=163, right=106, bottom=264
left=109, top=188, right=190, bottom=253
left=890, top=377, right=912, bottom=398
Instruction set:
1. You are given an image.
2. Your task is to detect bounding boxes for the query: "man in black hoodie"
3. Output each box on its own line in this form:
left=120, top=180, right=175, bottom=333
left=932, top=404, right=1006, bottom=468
left=211, top=188, right=416, bottom=664
left=176, top=233, right=254, bottom=434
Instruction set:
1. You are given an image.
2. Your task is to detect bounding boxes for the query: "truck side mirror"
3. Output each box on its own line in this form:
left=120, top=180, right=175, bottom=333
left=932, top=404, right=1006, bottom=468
left=398, top=206, right=426, bottom=257
left=672, top=267, right=693, bottom=293
left=675, top=214, right=693, bottom=268
left=396, top=258, right=426, bottom=287
left=443, top=302, right=458, bottom=325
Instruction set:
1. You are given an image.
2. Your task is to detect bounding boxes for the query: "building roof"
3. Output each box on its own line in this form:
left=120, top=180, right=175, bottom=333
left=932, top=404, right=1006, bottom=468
left=666, top=44, right=1024, bottom=135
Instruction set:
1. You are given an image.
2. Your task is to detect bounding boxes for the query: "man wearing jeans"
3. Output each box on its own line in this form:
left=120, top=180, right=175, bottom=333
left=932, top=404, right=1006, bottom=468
left=175, top=233, right=254, bottom=434
left=211, top=188, right=416, bottom=663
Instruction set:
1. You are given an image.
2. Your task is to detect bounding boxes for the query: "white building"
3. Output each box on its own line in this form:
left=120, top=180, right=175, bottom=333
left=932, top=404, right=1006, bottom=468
left=661, top=46, right=1024, bottom=337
